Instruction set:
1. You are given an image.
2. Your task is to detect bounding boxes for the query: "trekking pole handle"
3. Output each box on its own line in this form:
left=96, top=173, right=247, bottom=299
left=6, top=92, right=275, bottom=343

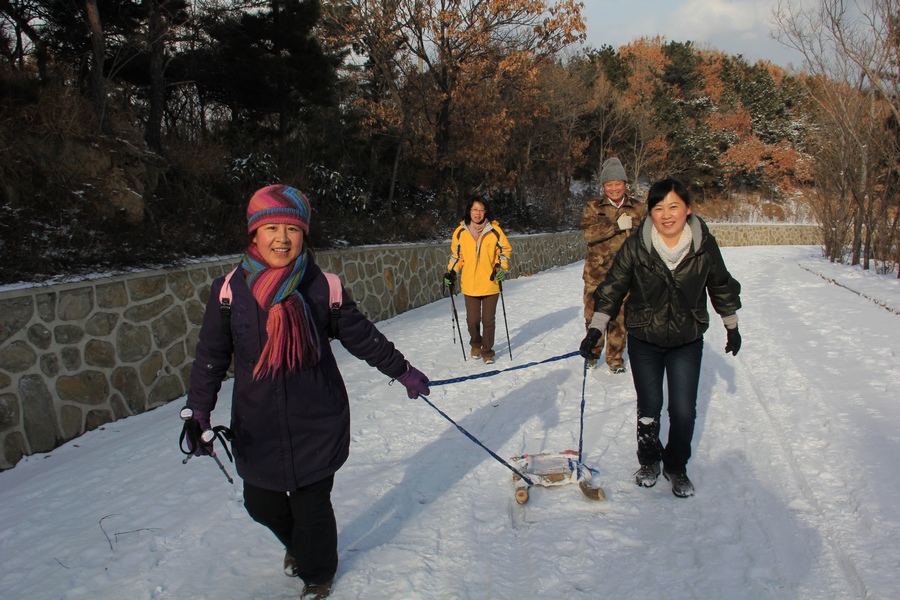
left=180, top=407, right=216, bottom=449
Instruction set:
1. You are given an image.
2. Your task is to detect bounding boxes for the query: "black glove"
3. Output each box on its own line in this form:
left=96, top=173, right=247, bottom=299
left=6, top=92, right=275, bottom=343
left=443, top=271, right=457, bottom=288
left=725, top=326, right=741, bottom=356
left=579, top=328, right=604, bottom=359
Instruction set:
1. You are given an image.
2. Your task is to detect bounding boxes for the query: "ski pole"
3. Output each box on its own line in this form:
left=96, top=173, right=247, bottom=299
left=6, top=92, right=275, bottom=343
left=491, top=266, right=512, bottom=360
left=498, top=281, right=512, bottom=360
left=447, top=281, right=467, bottom=361
left=179, top=408, right=234, bottom=484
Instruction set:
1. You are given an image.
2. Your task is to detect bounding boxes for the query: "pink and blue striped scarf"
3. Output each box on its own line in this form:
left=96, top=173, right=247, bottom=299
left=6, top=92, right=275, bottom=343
left=242, top=246, right=320, bottom=379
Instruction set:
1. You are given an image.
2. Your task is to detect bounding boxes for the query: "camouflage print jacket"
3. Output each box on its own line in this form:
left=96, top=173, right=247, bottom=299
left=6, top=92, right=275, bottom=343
left=581, top=195, right=644, bottom=286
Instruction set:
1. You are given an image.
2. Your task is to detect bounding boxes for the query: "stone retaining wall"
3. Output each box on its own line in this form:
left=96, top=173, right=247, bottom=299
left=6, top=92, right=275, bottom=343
left=0, top=225, right=821, bottom=470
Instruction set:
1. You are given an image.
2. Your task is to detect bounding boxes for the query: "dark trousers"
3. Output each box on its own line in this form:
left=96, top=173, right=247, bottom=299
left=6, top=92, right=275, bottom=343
left=627, top=335, right=703, bottom=473
left=243, top=475, right=338, bottom=585
left=464, top=293, right=499, bottom=359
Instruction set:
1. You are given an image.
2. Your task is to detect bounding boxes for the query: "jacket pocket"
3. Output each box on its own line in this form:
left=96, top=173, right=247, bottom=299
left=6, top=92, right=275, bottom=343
left=689, top=307, right=709, bottom=325
left=626, top=304, right=653, bottom=328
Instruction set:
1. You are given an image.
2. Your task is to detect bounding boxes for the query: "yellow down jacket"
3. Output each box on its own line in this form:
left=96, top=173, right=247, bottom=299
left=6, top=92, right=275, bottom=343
left=447, top=220, right=512, bottom=297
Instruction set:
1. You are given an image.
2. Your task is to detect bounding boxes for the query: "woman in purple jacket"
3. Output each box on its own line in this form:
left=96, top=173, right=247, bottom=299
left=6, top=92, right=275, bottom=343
left=184, top=185, right=429, bottom=599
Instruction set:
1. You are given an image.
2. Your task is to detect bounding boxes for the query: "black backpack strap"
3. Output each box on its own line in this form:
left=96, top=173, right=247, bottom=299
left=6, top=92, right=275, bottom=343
left=322, top=272, right=342, bottom=339
left=219, top=267, right=238, bottom=337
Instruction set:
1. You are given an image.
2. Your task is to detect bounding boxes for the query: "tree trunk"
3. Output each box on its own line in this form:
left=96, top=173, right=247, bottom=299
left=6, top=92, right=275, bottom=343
left=146, top=0, right=166, bottom=152
left=84, top=0, right=111, bottom=134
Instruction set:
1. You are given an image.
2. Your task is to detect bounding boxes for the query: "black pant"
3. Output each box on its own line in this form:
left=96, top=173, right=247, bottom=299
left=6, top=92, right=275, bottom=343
left=243, top=475, right=338, bottom=585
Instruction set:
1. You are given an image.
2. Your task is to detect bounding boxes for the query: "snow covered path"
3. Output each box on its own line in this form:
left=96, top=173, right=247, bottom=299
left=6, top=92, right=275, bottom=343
left=1, top=246, right=898, bottom=599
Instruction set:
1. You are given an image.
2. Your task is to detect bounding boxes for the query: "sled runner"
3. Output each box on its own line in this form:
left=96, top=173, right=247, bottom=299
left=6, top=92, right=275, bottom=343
left=510, top=450, right=605, bottom=504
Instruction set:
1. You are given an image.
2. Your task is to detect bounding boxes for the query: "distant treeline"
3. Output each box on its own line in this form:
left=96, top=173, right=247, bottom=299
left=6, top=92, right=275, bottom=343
left=1, top=1, right=897, bottom=282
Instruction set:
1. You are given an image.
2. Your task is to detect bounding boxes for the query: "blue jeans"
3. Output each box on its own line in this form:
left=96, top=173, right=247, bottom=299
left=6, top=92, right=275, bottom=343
left=627, top=335, right=703, bottom=473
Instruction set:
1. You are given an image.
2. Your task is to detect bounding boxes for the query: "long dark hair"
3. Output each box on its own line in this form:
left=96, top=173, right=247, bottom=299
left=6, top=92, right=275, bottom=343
left=463, top=197, right=493, bottom=225
left=646, top=178, right=691, bottom=211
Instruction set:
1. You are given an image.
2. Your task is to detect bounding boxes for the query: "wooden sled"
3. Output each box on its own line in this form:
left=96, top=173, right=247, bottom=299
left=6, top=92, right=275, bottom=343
left=510, top=450, right=605, bottom=504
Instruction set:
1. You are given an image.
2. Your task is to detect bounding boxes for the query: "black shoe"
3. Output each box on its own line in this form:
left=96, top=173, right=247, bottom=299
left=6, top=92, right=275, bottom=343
left=634, top=463, right=661, bottom=487
left=663, top=468, right=694, bottom=497
left=283, top=551, right=298, bottom=577
left=301, top=578, right=333, bottom=599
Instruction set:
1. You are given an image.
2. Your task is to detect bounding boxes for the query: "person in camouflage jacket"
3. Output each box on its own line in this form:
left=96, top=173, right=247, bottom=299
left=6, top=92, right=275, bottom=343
left=581, top=157, right=644, bottom=373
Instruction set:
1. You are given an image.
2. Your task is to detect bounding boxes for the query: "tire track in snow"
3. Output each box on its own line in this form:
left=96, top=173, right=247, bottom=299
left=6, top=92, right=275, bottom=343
left=735, top=354, right=869, bottom=599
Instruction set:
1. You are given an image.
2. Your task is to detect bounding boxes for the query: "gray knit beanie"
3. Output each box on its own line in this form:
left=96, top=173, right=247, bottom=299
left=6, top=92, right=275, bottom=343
left=600, top=157, right=627, bottom=185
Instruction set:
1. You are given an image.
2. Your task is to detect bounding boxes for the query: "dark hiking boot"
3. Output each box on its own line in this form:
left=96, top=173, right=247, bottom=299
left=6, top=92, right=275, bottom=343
left=634, top=463, right=661, bottom=487
left=664, top=469, right=695, bottom=498
left=284, top=551, right=298, bottom=577
left=301, top=578, right=333, bottom=599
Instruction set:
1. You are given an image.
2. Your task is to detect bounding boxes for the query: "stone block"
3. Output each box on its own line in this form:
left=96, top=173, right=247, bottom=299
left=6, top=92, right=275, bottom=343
left=36, top=292, right=55, bottom=322
left=116, top=322, right=151, bottom=362
left=148, top=374, right=184, bottom=406
left=0, top=296, right=33, bottom=345
left=56, top=371, right=109, bottom=405
left=27, top=324, right=52, bottom=350
left=58, top=288, right=93, bottom=321
left=85, top=340, right=116, bottom=368
left=3, top=431, right=27, bottom=469
left=168, top=271, right=194, bottom=301
left=124, top=296, right=174, bottom=323
left=166, top=342, right=186, bottom=369
left=40, top=353, right=60, bottom=377
left=61, top=347, right=81, bottom=371
left=152, top=306, right=187, bottom=350
left=85, top=409, right=114, bottom=431
left=127, top=275, right=167, bottom=302
left=112, top=366, right=146, bottom=414
left=59, top=405, right=83, bottom=441
left=0, top=341, right=37, bottom=372
left=54, top=324, right=85, bottom=344
left=110, top=394, right=129, bottom=419
left=85, top=312, right=119, bottom=336
left=96, top=282, right=128, bottom=308
left=186, top=300, right=206, bottom=326
left=140, top=351, right=163, bottom=386
left=0, top=393, right=20, bottom=432
left=20, top=374, right=58, bottom=452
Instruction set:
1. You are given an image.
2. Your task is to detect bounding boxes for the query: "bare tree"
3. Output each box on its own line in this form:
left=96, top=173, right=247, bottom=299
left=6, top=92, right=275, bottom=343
left=773, top=0, right=900, bottom=269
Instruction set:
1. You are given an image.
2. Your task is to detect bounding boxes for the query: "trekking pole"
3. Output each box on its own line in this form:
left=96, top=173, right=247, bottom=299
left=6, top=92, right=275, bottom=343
left=498, top=281, right=512, bottom=360
left=447, top=281, right=467, bottom=361
left=179, top=408, right=234, bottom=484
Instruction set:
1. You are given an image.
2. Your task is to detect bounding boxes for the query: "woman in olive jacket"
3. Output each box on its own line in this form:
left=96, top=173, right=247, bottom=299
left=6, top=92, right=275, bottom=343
left=185, top=185, right=429, bottom=598
left=580, top=178, right=742, bottom=498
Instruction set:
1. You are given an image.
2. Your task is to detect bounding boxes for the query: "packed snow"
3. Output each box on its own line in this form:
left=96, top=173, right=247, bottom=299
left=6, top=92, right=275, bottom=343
left=1, top=245, right=898, bottom=599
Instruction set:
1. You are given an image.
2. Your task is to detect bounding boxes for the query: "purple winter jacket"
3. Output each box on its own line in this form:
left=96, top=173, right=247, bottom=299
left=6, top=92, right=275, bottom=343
left=186, top=258, right=409, bottom=492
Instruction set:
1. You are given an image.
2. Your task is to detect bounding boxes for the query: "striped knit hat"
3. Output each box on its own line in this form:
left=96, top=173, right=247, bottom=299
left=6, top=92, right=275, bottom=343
left=246, top=185, right=311, bottom=234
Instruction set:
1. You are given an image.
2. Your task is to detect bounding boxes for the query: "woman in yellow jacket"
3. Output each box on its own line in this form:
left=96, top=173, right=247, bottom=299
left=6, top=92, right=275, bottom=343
left=444, top=197, right=512, bottom=364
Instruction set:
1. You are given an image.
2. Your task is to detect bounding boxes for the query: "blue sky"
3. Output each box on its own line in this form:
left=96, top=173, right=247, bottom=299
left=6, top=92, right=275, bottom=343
left=580, top=0, right=806, bottom=69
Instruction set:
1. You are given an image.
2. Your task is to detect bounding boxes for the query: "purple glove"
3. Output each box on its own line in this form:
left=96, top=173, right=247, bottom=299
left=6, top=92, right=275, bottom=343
left=185, top=408, right=213, bottom=456
left=396, top=364, right=430, bottom=399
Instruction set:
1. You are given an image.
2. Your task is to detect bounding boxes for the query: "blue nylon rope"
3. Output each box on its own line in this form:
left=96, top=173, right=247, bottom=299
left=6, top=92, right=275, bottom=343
left=428, top=350, right=581, bottom=387
left=416, top=393, right=534, bottom=485
left=413, top=350, right=583, bottom=487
